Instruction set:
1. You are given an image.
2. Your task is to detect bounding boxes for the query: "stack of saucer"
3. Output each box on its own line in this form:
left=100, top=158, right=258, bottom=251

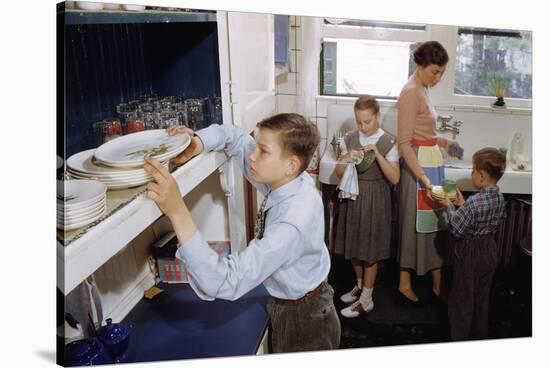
left=57, top=180, right=107, bottom=231
left=431, top=179, right=457, bottom=202
left=67, top=149, right=169, bottom=190
left=431, top=185, right=447, bottom=201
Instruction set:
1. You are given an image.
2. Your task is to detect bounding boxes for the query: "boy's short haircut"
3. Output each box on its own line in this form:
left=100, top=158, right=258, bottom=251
left=354, top=95, right=380, bottom=115
left=473, top=147, right=507, bottom=181
left=257, top=113, right=320, bottom=173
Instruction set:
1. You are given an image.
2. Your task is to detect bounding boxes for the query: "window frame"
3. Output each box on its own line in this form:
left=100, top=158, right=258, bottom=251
left=321, top=20, right=427, bottom=100
left=320, top=21, right=532, bottom=110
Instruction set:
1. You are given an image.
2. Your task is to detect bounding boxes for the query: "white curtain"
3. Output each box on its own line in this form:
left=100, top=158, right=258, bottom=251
left=297, top=16, right=323, bottom=122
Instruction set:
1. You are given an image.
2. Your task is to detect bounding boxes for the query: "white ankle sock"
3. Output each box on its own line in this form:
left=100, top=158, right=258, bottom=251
left=359, top=287, right=373, bottom=307
left=357, top=279, right=362, bottom=289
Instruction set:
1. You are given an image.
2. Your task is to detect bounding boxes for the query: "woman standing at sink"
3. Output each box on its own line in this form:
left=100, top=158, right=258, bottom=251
left=396, top=41, right=462, bottom=304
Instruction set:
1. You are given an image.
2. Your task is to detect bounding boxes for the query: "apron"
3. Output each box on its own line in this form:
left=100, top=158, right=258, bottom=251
left=413, top=138, right=447, bottom=233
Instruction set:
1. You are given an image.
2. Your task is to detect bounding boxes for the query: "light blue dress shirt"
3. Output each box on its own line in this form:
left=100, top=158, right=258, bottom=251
left=176, top=124, right=331, bottom=301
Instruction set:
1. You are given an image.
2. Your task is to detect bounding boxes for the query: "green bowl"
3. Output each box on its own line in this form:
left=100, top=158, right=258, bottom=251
left=355, top=150, right=376, bottom=174
left=443, top=179, right=456, bottom=193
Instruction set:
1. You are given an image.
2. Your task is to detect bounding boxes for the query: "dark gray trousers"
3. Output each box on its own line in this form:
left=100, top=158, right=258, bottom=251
left=266, top=281, right=341, bottom=353
left=448, top=235, right=499, bottom=341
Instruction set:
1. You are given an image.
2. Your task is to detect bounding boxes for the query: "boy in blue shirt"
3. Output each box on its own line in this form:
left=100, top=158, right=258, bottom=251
left=144, top=113, right=341, bottom=353
left=437, top=147, right=507, bottom=341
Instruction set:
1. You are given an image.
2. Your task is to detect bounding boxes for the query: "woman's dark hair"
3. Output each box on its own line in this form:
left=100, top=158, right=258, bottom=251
left=413, top=41, right=449, bottom=67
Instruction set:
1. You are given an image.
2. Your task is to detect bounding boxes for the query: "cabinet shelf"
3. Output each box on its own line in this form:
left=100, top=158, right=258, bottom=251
left=57, top=150, right=229, bottom=294
left=62, top=9, right=217, bottom=25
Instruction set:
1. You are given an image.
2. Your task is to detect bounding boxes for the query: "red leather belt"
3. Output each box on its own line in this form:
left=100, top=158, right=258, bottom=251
left=411, top=138, right=437, bottom=147
left=272, top=283, right=324, bottom=306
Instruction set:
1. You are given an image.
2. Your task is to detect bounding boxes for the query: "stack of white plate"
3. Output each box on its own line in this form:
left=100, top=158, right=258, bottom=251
left=93, top=129, right=191, bottom=169
left=57, top=180, right=107, bottom=231
left=67, top=149, right=169, bottom=190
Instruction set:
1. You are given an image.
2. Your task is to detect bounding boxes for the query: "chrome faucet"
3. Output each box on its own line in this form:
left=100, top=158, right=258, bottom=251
left=330, top=131, right=344, bottom=159
left=437, top=115, right=462, bottom=140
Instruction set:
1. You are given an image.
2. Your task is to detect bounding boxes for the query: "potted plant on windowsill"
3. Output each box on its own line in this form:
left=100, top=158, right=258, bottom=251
left=489, top=75, right=508, bottom=108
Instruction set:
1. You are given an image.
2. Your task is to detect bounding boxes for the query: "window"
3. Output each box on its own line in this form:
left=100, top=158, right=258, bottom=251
left=321, top=19, right=426, bottom=98
left=320, top=19, right=533, bottom=108
left=454, top=28, right=532, bottom=99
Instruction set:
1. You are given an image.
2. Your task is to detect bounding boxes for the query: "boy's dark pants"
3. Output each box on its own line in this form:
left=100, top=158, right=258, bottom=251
left=448, top=234, right=499, bottom=341
left=267, top=281, right=341, bottom=353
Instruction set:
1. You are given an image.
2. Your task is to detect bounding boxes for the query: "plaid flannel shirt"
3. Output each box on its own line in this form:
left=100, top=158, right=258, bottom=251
left=447, top=187, right=507, bottom=239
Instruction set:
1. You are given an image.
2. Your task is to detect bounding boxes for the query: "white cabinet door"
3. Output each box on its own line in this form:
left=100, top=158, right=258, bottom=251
left=216, top=11, right=276, bottom=252
left=218, top=11, right=276, bottom=133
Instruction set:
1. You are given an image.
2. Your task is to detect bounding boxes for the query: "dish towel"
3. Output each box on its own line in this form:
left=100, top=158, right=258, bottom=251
left=274, top=15, right=289, bottom=76
left=338, top=163, right=359, bottom=200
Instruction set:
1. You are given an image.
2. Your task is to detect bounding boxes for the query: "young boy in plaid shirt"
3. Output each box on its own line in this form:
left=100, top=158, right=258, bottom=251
left=437, top=147, right=507, bottom=341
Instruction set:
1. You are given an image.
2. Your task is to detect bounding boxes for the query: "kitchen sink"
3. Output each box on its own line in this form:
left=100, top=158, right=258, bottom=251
left=443, top=158, right=531, bottom=194
left=443, top=160, right=473, bottom=170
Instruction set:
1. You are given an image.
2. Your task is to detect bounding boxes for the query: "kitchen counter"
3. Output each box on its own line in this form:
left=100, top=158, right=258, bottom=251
left=121, top=283, right=270, bottom=362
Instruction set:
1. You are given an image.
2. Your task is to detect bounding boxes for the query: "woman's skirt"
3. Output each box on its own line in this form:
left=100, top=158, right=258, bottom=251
left=397, top=140, right=448, bottom=275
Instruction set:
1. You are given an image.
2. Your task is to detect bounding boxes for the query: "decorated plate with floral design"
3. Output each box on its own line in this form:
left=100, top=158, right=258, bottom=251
left=94, top=130, right=191, bottom=168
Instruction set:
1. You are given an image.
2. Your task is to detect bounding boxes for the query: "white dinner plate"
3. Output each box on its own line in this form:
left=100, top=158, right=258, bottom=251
left=94, top=150, right=176, bottom=167
left=57, top=206, right=107, bottom=231
left=94, top=130, right=190, bottom=168
left=68, top=172, right=152, bottom=188
left=122, top=4, right=145, bottom=11
left=57, top=197, right=106, bottom=217
left=57, top=202, right=106, bottom=225
left=68, top=169, right=153, bottom=182
left=57, top=194, right=105, bottom=215
left=76, top=1, right=105, bottom=10
left=68, top=149, right=168, bottom=177
left=57, top=180, right=107, bottom=210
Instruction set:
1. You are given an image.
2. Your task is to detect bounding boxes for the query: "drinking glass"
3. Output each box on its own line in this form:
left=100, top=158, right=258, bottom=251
left=185, top=98, right=204, bottom=130
left=93, top=118, right=123, bottom=145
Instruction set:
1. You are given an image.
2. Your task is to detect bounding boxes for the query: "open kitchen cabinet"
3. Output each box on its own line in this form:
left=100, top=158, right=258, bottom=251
left=57, top=3, right=275, bottom=361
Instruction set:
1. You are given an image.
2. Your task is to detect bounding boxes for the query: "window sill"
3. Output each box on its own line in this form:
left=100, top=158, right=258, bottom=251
left=446, top=104, right=532, bottom=116
left=315, top=95, right=532, bottom=117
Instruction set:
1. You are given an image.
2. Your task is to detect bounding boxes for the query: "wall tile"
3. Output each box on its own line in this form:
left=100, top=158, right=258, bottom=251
left=295, top=24, right=302, bottom=50
left=277, top=94, right=297, bottom=113
left=316, top=98, right=337, bottom=118
left=296, top=72, right=302, bottom=95
left=295, top=51, right=301, bottom=74
left=511, top=109, right=532, bottom=116
left=316, top=117, right=328, bottom=140
left=289, top=50, right=297, bottom=73
left=276, top=72, right=297, bottom=95
left=290, top=15, right=297, bottom=27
